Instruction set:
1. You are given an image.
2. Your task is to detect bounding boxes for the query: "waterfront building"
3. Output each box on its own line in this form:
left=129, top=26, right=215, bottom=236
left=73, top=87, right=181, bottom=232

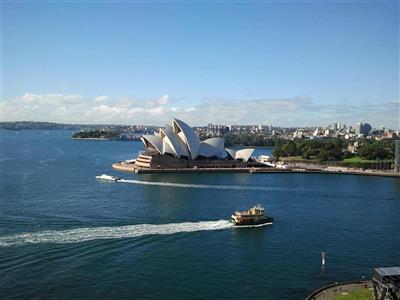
left=372, top=267, right=400, bottom=300
left=133, top=118, right=259, bottom=170
left=141, top=118, right=231, bottom=160
left=347, top=141, right=360, bottom=153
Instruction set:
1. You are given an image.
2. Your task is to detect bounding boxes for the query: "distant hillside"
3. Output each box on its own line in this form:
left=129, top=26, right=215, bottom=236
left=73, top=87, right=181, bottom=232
left=0, top=121, right=130, bottom=131
left=0, top=121, right=152, bottom=141
left=0, top=121, right=100, bottom=131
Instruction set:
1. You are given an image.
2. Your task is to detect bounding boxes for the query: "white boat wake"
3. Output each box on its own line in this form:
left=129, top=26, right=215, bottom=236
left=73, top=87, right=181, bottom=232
left=119, top=179, right=280, bottom=191
left=0, top=220, right=234, bottom=247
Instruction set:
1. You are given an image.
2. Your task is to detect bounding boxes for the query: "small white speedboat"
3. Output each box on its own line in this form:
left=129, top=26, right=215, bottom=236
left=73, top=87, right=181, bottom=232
left=96, top=174, right=121, bottom=182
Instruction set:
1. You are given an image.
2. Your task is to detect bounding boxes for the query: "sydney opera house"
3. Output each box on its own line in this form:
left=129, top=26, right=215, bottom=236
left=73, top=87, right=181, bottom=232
left=128, top=118, right=260, bottom=171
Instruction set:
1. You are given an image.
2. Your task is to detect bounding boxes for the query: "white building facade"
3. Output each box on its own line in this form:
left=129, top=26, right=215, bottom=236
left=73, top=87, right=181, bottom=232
left=141, top=118, right=254, bottom=162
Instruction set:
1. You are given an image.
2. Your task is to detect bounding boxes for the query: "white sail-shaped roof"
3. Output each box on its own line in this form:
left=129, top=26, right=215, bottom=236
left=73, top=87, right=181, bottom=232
left=235, top=149, right=254, bottom=162
left=141, top=135, right=163, bottom=154
left=225, top=148, right=237, bottom=159
left=162, top=138, right=175, bottom=156
left=225, top=148, right=254, bottom=162
left=172, top=118, right=200, bottom=160
left=203, top=137, right=224, bottom=150
left=198, top=142, right=218, bottom=158
left=160, top=125, right=189, bottom=158
left=199, top=137, right=225, bottom=158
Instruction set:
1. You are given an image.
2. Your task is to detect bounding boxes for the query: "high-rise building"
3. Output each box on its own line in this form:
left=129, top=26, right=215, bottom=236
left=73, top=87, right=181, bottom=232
left=355, top=122, right=372, bottom=135
left=355, top=122, right=362, bottom=135
left=362, top=123, right=372, bottom=135
left=333, top=123, right=339, bottom=131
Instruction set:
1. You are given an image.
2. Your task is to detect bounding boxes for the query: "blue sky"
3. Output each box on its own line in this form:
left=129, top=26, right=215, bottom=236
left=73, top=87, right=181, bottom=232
left=2, top=1, right=399, bottom=128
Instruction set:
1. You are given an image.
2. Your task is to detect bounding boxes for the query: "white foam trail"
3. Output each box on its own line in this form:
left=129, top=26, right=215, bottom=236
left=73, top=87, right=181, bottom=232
left=233, top=222, right=273, bottom=228
left=119, top=179, right=278, bottom=191
left=0, top=220, right=233, bottom=247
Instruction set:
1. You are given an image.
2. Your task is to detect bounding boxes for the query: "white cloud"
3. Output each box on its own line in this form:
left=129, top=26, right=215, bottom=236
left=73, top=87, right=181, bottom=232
left=1, top=92, right=399, bottom=129
left=157, top=95, right=170, bottom=106
left=94, top=96, right=109, bottom=103
left=20, top=93, right=84, bottom=105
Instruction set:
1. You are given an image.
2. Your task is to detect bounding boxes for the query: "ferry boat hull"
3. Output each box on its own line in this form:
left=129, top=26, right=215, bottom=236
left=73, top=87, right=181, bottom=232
left=231, top=215, right=273, bottom=226
left=96, top=174, right=121, bottom=182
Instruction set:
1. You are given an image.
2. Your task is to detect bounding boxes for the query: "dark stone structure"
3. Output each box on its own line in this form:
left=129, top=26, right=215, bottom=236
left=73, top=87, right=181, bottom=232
left=373, top=267, right=400, bottom=300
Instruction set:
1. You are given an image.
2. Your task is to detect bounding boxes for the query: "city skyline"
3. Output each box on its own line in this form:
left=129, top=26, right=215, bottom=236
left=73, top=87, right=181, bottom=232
left=1, top=2, right=399, bottom=128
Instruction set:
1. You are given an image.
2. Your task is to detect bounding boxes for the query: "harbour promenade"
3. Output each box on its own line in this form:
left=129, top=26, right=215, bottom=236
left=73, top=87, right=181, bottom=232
left=305, top=280, right=373, bottom=300
left=112, top=162, right=400, bottom=178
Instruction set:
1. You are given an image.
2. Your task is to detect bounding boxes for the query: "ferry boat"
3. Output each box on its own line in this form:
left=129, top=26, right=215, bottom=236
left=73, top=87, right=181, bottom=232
left=231, top=205, right=273, bottom=226
left=96, top=174, right=121, bottom=182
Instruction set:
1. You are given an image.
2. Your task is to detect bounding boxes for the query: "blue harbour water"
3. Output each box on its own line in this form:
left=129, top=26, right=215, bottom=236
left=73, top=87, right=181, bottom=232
left=0, top=130, right=399, bottom=300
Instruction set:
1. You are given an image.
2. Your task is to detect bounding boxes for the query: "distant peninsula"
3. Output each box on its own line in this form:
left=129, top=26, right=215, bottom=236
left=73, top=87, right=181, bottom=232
left=0, top=121, right=89, bottom=131
left=72, top=130, right=122, bottom=140
left=0, top=121, right=156, bottom=141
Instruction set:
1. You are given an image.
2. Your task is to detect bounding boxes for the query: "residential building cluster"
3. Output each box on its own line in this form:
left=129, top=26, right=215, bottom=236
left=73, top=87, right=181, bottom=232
left=1, top=121, right=399, bottom=142
left=193, top=121, right=399, bottom=142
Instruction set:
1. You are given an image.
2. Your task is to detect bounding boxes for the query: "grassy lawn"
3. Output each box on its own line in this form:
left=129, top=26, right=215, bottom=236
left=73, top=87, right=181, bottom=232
left=279, top=156, right=319, bottom=163
left=332, top=288, right=373, bottom=300
left=280, top=156, right=304, bottom=161
left=278, top=156, right=393, bottom=168
left=342, top=156, right=378, bottom=163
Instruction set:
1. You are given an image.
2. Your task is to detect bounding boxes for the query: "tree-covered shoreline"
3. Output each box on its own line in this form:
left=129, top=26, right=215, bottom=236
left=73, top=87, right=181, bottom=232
left=72, top=130, right=120, bottom=140
left=272, top=139, right=394, bottom=161
left=271, top=138, right=395, bottom=170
